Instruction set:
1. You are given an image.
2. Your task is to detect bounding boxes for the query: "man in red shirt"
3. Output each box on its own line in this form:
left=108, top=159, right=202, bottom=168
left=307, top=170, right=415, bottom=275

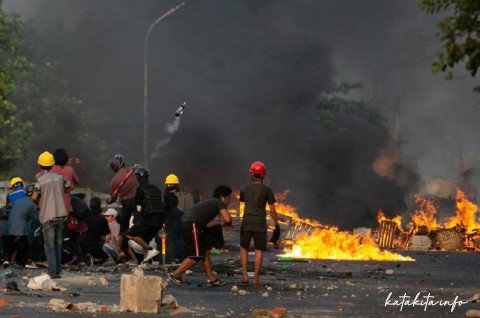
left=106, top=155, right=139, bottom=235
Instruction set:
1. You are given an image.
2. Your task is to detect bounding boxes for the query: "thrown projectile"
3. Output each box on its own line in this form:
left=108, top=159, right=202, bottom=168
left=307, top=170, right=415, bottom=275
left=175, top=102, right=186, bottom=117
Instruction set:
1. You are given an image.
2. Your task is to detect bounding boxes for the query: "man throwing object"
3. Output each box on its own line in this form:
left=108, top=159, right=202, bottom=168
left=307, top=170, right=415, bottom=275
left=168, top=185, right=232, bottom=287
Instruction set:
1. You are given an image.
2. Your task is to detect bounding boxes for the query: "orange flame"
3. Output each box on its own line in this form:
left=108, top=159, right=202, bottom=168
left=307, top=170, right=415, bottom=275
left=377, top=210, right=402, bottom=230
left=281, top=228, right=413, bottom=261
left=411, top=195, right=441, bottom=232
left=266, top=190, right=323, bottom=227
left=444, top=189, right=480, bottom=234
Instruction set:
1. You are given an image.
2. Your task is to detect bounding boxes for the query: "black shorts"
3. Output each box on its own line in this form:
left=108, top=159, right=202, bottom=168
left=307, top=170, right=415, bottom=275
left=182, top=222, right=224, bottom=260
left=127, top=221, right=160, bottom=244
left=240, top=231, right=267, bottom=251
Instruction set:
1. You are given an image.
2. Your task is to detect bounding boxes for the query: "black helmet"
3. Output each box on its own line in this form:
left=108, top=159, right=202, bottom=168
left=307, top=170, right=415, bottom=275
left=109, top=154, right=124, bottom=172
left=135, top=166, right=150, bottom=179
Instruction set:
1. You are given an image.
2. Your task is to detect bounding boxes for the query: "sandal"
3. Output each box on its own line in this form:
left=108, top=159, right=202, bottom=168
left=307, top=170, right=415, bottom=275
left=207, top=279, right=226, bottom=287
left=239, top=280, right=248, bottom=286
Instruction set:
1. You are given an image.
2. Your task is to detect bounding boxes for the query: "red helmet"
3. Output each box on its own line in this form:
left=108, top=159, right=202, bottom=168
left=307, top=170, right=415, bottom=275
left=249, top=161, right=266, bottom=175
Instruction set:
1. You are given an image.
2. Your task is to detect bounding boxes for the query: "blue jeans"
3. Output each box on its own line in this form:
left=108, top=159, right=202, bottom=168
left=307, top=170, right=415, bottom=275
left=103, top=245, right=118, bottom=261
left=42, top=218, right=65, bottom=276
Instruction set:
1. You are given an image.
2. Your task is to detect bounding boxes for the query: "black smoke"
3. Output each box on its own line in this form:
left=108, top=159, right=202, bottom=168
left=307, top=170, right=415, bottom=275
left=7, top=0, right=463, bottom=229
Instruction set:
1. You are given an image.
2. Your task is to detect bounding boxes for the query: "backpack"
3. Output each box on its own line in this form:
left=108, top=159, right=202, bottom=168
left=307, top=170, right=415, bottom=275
left=175, top=191, right=194, bottom=213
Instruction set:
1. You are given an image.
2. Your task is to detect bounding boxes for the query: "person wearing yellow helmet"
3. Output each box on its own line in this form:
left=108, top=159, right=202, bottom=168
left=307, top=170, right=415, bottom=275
left=10, top=177, right=24, bottom=189
left=3, top=179, right=38, bottom=266
left=165, top=174, right=179, bottom=185
left=7, top=177, right=26, bottom=205
left=31, top=151, right=73, bottom=278
left=163, top=174, right=194, bottom=264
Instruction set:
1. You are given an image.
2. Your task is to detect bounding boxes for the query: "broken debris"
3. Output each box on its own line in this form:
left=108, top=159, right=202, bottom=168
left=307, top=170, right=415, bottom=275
left=27, top=274, right=60, bottom=291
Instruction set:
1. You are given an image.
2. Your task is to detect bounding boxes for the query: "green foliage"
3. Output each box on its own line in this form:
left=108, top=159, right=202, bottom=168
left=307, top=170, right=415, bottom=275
left=0, top=11, right=34, bottom=177
left=316, top=82, right=383, bottom=129
left=418, top=0, right=480, bottom=92
left=0, top=8, right=106, bottom=181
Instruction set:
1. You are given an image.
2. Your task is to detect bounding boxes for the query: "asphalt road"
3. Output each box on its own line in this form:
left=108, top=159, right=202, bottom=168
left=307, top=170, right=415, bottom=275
left=0, top=250, right=479, bottom=317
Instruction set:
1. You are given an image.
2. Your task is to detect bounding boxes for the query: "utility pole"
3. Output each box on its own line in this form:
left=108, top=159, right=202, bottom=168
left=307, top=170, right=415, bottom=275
left=143, top=2, right=185, bottom=166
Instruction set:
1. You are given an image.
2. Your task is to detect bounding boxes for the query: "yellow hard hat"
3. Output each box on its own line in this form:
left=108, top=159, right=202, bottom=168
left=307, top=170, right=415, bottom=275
left=165, top=174, right=179, bottom=185
left=38, top=151, right=55, bottom=167
left=10, top=177, right=24, bottom=188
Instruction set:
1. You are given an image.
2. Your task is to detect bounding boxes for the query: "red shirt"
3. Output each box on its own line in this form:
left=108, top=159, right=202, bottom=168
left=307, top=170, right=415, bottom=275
left=109, top=166, right=138, bottom=201
left=50, top=165, right=79, bottom=213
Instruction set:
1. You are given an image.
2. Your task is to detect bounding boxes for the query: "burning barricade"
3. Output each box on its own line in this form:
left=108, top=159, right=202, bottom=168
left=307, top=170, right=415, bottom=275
left=376, top=189, right=480, bottom=252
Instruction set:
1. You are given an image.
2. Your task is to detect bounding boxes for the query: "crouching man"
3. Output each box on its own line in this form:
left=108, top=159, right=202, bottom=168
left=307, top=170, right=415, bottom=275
left=168, top=185, right=232, bottom=287
left=102, top=208, right=122, bottom=262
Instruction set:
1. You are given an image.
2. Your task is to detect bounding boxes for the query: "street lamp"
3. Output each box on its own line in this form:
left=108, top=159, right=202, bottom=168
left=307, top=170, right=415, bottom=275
left=143, top=2, right=185, bottom=166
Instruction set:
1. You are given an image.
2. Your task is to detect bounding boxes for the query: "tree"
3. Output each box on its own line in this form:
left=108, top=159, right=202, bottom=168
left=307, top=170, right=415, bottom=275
left=0, top=7, right=107, bottom=183
left=0, top=10, right=34, bottom=177
left=418, top=0, right=480, bottom=92
left=316, top=82, right=383, bottom=128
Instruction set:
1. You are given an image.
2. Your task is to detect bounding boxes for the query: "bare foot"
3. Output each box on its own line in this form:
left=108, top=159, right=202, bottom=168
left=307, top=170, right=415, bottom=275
left=252, top=281, right=264, bottom=288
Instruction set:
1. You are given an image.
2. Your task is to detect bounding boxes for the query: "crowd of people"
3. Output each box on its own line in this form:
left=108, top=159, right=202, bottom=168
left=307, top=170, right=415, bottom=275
left=0, top=149, right=281, bottom=286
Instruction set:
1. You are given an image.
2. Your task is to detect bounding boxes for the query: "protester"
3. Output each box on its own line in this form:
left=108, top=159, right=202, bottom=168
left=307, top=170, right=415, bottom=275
left=3, top=177, right=28, bottom=263
left=48, top=149, right=85, bottom=267
left=49, top=149, right=80, bottom=215
left=2, top=189, right=38, bottom=265
left=125, top=166, right=165, bottom=264
left=102, top=208, right=123, bottom=262
left=168, top=185, right=232, bottom=287
left=64, top=194, right=89, bottom=267
left=32, top=151, right=72, bottom=278
left=239, top=161, right=280, bottom=287
left=164, top=174, right=193, bottom=264
left=79, top=197, right=110, bottom=265
left=7, top=177, right=27, bottom=205
left=107, top=154, right=139, bottom=235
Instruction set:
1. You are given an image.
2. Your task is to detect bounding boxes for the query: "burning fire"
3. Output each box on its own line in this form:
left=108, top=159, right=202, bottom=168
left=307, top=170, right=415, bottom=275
left=411, top=195, right=441, bottom=232
left=411, top=189, right=480, bottom=234
left=445, top=189, right=480, bottom=234
left=377, top=210, right=402, bottom=230
left=281, top=228, right=414, bottom=261
left=268, top=190, right=323, bottom=227
left=274, top=192, right=413, bottom=261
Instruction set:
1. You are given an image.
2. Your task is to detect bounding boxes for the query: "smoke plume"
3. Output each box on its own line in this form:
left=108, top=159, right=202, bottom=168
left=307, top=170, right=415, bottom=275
left=152, top=117, right=181, bottom=159
left=3, top=0, right=479, bottom=229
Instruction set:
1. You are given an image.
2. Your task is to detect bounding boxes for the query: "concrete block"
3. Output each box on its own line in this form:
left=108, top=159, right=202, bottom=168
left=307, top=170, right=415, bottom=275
left=120, top=268, right=163, bottom=313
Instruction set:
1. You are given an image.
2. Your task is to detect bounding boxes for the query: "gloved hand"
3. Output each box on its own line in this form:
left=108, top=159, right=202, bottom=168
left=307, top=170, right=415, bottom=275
left=270, top=224, right=281, bottom=244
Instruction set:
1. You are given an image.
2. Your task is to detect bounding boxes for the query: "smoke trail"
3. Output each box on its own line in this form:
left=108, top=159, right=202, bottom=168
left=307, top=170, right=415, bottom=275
left=151, top=117, right=181, bottom=159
